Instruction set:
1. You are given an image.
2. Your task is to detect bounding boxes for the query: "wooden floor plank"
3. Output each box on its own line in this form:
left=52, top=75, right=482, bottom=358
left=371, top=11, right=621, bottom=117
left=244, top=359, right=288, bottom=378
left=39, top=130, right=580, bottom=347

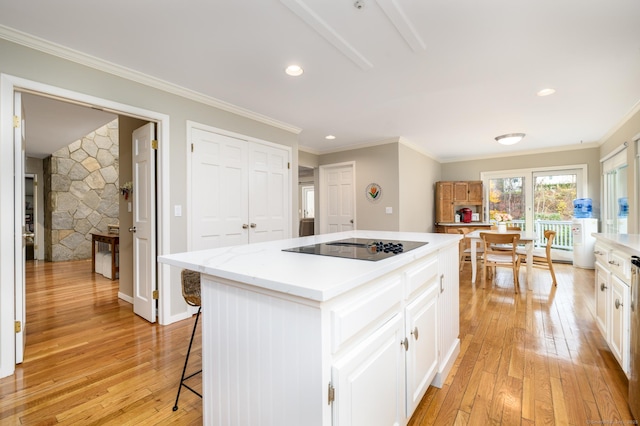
left=0, top=259, right=635, bottom=425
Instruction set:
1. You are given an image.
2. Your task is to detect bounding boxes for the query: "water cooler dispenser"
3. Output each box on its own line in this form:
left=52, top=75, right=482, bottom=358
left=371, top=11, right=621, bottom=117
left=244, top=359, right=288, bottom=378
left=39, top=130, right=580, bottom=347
left=572, top=198, right=598, bottom=269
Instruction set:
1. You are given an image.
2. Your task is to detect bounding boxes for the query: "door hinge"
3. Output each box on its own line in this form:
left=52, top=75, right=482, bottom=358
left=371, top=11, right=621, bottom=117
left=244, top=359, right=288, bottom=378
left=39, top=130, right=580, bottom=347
left=13, top=115, right=20, bottom=128
left=34, top=181, right=38, bottom=187
left=153, top=290, right=159, bottom=300
left=15, top=321, right=22, bottom=333
left=327, top=382, right=335, bottom=405
left=34, top=244, right=39, bottom=250
left=288, top=162, right=291, bottom=169
left=151, top=140, right=158, bottom=150
left=191, top=143, right=194, bottom=153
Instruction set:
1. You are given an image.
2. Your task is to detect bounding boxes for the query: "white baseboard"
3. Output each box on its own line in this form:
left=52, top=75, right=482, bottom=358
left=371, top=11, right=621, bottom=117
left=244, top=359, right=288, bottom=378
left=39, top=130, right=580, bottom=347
left=118, top=292, right=133, bottom=304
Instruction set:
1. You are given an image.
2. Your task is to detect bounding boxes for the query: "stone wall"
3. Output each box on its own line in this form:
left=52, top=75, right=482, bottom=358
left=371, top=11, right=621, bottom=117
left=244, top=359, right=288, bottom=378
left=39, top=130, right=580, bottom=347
left=44, top=119, right=120, bottom=261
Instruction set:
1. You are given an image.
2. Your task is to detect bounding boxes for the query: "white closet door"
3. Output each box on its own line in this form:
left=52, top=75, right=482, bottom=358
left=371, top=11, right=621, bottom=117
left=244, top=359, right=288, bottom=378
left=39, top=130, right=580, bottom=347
left=191, top=129, right=248, bottom=250
left=248, top=143, right=290, bottom=243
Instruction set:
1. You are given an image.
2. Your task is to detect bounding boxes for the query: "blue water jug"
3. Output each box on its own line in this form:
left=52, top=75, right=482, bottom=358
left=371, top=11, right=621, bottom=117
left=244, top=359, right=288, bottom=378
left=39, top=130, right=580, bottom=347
left=573, top=198, right=593, bottom=218
left=618, top=197, right=628, bottom=217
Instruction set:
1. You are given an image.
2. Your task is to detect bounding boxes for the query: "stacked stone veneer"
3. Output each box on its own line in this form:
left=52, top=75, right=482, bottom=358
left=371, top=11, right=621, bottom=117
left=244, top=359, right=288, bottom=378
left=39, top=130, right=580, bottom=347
left=44, top=119, right=120, bottom=262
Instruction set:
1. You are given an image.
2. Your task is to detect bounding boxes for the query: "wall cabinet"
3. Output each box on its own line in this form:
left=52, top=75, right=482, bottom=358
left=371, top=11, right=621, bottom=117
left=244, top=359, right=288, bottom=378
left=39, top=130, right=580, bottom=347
left=593, top=241, right=631, bottom=375
left=435, top=181, right=483, bottom=225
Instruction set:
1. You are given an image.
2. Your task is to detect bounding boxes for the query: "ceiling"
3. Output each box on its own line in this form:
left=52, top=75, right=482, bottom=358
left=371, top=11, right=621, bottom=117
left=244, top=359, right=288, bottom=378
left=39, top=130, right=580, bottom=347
left=2, top=0, right=640, bottom=162
left=20, top=93, right=116, bottom=159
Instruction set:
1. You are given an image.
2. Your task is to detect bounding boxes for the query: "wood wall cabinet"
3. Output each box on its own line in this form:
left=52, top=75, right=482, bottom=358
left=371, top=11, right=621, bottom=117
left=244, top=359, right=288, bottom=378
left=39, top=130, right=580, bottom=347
left=435, top=181, right=484, bottom=225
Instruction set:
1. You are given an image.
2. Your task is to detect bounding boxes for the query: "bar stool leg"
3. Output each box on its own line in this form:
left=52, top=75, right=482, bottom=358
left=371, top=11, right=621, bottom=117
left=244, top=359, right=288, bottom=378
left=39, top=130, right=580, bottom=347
left=173, top=307, right=202, bottom=411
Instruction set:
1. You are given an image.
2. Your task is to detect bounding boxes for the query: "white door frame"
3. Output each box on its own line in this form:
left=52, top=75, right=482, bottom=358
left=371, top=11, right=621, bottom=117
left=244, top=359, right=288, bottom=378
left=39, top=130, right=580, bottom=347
left=0, top=74, right=171, bottom=378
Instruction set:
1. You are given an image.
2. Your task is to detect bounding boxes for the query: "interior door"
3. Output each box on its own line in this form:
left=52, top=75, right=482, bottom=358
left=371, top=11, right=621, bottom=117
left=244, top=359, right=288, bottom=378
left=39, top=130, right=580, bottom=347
left=248, top=142, right=290, bottom=243
left=132, top=123, right=156, bottom=323
left=190, top=128, right=248, bottom=250
left=319, top=163, right=355, bottom=234
left=14, top=91, right=26, bottom=363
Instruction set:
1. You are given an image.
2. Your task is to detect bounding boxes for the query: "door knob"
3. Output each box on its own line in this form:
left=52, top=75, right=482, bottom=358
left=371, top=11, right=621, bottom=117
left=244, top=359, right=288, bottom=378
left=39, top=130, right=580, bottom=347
left=250, top=223, right=256, bottom=228
left=129, top=226, right=136, bottom=233
left=350, top=219, right=354, bottom=224
left=242, top=224, right=249, bottom=229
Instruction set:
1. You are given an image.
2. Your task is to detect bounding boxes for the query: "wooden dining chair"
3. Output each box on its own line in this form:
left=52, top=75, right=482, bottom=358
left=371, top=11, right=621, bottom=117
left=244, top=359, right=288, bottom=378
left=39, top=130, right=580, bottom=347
left=517, top=230, right=557, bottom=286
left=480, top=232, right=521, bottom=293
left=453, top=227, right=484, bottom=271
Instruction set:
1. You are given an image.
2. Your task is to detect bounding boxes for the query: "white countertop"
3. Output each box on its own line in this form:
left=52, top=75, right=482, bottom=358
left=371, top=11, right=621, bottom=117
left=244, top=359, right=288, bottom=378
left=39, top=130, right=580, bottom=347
left=593, top=233, right=640, bottom=255
left=158, top=230, right=460, bottom=302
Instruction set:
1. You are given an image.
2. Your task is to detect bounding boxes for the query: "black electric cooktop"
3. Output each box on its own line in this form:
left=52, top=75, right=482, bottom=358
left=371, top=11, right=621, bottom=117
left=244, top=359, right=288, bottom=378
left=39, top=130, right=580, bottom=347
left=282, top=238, right=428, bottom=261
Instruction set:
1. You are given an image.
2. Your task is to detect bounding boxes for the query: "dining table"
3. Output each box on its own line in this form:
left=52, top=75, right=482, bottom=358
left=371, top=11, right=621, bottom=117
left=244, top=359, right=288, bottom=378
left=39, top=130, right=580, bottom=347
left=466, top=229, right=538, bottom=285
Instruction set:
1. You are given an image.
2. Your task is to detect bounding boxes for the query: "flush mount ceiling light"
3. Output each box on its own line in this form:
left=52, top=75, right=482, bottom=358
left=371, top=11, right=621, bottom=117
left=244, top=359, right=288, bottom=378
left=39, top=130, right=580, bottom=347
left=285, top=65, right=303, bottom=77
left=537, top=88, right=556, bottom=97
left=325, top=135, right=336, bottom=140
left=495, top=133, right=525, bottom=145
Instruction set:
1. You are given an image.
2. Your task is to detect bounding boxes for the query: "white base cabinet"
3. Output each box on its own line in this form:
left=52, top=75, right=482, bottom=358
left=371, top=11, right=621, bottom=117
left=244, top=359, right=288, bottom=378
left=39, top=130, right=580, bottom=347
left=593, top=240, right=631, bottom=376
left=200, top=243, right=459, bottom=426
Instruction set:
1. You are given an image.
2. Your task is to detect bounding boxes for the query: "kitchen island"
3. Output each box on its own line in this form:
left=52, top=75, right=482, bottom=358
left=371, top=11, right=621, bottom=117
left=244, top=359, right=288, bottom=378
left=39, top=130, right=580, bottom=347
left=159, top=230, right=461, bottom=426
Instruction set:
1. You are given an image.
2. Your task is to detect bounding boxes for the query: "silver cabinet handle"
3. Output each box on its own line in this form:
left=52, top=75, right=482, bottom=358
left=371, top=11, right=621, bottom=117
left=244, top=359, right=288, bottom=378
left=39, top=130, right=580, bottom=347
left=129, top=226, right=136, bottom=233
left=350, top=219, right=354, bottom=224
left=411, top=327, right=419, bottom=341
left=401, top=337, right=409, bottom=352
left=608, top=260, right=620, bottom=266
left=615, top=299, right=622, bottom=309
left=242, top=224, right=249, bottom=229
left=250, top=223, right=256, bottom=228
left=600, top=283, right=607, bottom=291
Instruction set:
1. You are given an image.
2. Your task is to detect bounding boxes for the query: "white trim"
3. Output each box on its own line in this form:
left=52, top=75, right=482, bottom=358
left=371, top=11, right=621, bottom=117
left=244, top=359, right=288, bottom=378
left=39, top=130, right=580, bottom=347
left=600, top=141, right=628, bottom=164
left=0, top=73, right=172, bottom=378
left=0, top=25, right=301, bottom=136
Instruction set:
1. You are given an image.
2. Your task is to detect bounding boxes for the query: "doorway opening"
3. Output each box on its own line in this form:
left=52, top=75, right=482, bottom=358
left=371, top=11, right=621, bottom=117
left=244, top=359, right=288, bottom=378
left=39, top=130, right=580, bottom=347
left=1, top=73, right=170, bottom=378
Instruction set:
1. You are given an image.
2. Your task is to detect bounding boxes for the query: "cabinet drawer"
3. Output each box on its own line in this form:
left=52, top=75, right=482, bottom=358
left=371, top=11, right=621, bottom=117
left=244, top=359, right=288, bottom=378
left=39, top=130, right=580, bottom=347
left=593, top=243, right=610, bottom=266
left=404, top=254, right=438, bottom=299
left=331, top=277, right=402, bottom=353
left=608, top=250, right=630, bottom=282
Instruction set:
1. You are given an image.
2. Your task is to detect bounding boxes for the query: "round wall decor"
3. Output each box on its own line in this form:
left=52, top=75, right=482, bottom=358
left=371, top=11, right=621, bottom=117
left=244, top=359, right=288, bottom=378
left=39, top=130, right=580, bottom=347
left=365, top=183, right=382, bottom=203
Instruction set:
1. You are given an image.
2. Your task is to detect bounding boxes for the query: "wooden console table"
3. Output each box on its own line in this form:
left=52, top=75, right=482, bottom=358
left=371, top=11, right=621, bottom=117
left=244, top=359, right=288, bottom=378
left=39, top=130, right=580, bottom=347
left=91, top=233, right=119, bottom=280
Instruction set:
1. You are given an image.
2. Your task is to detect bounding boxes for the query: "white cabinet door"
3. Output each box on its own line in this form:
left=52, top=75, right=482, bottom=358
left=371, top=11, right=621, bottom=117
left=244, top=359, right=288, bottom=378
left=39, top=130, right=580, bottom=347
left=595, top=262, right=610, bottom=338
left=248, top=142, right=290, bottom=243
left=332, top=313, right=405, bottom=426
left=610, top=274, right=630, bottom=373
left=405, top=283, right=438, bottom=416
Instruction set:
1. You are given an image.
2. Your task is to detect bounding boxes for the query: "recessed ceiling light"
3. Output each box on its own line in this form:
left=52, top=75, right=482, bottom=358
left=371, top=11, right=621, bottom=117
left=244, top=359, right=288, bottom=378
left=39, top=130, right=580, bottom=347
left=325, top=135, right=336, bottom=140
left=537, top=88, right=556, bottom=97
left=285, top=65, right=304, bottom=77
left=495, top=133, right=525, bottom=145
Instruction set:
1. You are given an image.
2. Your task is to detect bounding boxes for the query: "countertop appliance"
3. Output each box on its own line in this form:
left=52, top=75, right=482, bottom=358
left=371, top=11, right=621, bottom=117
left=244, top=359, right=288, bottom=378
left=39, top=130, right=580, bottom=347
left=630, top=256, right=640, bottom=420
left=283, top=238, right=427, bottom=261
left=459, top=208, right=473, bottom=223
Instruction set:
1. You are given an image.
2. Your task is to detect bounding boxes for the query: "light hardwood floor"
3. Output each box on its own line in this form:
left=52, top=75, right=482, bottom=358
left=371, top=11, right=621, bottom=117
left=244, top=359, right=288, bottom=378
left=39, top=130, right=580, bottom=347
left=0, top=259, right=635, bottom=425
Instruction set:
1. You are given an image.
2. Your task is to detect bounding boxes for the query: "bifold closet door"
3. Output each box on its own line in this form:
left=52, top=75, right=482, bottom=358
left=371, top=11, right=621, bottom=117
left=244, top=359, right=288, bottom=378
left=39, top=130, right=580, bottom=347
left=191, top=129, right=248, bottom=250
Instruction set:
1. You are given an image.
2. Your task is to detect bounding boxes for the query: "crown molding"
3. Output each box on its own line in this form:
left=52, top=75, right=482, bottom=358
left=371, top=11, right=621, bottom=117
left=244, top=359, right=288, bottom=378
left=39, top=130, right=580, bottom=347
left=0, top=25, right=301, bottom=135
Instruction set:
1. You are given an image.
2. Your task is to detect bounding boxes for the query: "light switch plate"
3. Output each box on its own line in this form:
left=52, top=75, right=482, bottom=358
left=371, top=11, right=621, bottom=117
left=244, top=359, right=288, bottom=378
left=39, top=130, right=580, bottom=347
left=174, top=205, right=182, bottom=217
left=385, top=207, right=393, bottom=214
